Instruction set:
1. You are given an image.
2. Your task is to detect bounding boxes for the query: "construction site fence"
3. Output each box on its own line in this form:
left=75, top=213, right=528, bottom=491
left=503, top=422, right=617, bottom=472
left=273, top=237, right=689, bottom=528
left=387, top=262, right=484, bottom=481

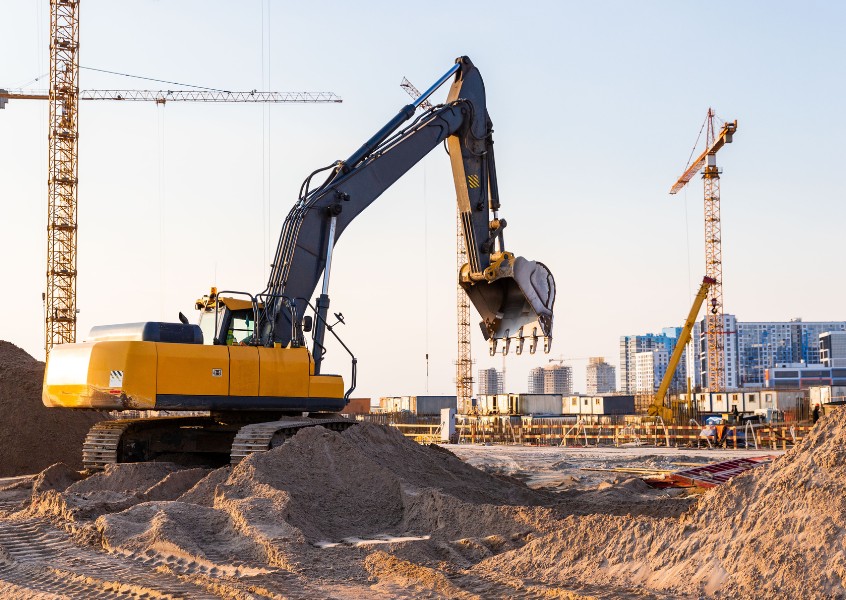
left=453, top=418, right=814, bottom=449
left=357, top=412, right=815, bottom=449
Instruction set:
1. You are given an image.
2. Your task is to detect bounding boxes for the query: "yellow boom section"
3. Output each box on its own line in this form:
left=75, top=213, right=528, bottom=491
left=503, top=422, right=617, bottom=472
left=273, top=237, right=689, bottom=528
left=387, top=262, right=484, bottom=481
left=649, top=276, right=716, bottom=420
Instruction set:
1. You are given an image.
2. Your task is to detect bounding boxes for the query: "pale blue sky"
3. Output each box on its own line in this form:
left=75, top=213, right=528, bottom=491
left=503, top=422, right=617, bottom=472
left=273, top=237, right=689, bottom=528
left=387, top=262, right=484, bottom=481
left=1, top=1, right=844, bottom=397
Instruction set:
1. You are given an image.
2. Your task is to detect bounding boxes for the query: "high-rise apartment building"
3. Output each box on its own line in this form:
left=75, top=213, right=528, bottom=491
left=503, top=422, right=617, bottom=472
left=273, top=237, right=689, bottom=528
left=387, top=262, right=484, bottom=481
left=820, top=331, right=846, bottom=368
left=527, top=367, right=545, bottom=394
left=544, top=364, right=572, bottom=394
left=478, top=367, right=503, bottom=395
left=634, top=350, right=669, bottom=394
left=528, top=364, right=572, bottom=394
left=619, top=329, right=686, bottom=394
left=689, top=317, right=846, bottom=388
left=586, top=357, right=616, bottom=394
left=690, top=314, right=738, bottom=389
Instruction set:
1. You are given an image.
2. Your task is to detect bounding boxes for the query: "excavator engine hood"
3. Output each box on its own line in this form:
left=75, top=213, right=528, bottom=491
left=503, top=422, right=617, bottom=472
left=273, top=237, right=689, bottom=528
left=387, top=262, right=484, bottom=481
left=461, top=255, right=555, bottom=355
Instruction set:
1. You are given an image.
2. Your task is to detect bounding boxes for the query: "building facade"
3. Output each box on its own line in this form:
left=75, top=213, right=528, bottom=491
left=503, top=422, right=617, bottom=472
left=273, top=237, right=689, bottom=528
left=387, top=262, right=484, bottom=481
left=478, top=367, right=503, bottom=395
left=687, top=317, right=846, bottom=389
left=527, top=367, right=545, bottom=394
left=731, top=318, right=846, bottom=387
left=634, top=350, right=670, bottom=394
left=690, top=314, right=739, bottom=390
left=764, top=363, right=846, bottom=389
left=544, top=364, right=573, bottom=394
left=586, top=357, right=616, bottom=394
left=820, top=331, right=846, bottom=368
left=620, top=330, right=686, bottom=394
left=528, top=364, right=572, bottom=394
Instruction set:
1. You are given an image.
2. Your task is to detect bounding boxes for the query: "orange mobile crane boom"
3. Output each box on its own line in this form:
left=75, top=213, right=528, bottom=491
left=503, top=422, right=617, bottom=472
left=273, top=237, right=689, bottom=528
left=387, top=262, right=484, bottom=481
left=669, top=109, right=737, bottom=392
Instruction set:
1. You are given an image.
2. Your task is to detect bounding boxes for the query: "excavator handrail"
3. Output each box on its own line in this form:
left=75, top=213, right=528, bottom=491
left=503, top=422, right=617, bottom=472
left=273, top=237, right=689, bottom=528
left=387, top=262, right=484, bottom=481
left=305, top=298, right=357, bottom=400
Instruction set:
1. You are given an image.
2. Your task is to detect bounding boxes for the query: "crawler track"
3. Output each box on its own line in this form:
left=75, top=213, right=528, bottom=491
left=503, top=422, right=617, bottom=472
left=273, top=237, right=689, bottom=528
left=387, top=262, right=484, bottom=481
left=230, top=415, right=357, bottom=464
left=82, top=420, right=133, bottom=469
left=83, top=414, right=358, bottom=469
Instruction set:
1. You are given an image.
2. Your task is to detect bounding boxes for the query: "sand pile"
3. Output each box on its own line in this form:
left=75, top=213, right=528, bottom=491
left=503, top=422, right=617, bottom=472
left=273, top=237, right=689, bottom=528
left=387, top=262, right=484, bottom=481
left=18, top=418, right=837, bottom=597
left=29, top=462, right=212, bottom=523
left=0, top=341, right=107, bottom=476
left=23, top=424, right=558, bottom=583
left=478, top=406, right=846, bottom=598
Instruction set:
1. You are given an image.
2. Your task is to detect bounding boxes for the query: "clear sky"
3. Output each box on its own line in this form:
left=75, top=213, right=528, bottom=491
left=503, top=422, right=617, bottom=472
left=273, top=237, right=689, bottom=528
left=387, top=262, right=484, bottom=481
left=1, top=1, right=844, bottom=399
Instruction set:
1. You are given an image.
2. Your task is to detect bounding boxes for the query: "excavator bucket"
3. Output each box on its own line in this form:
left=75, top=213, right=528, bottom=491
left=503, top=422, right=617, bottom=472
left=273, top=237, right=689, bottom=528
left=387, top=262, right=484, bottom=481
left=460, top=255, right=555, bottom=355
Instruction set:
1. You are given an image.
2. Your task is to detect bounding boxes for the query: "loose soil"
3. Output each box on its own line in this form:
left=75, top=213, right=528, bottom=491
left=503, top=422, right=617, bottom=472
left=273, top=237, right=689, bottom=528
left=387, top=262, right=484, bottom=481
left=0, top=401, right=841, bottom=598
left=0, top=341, right=107, bottom=476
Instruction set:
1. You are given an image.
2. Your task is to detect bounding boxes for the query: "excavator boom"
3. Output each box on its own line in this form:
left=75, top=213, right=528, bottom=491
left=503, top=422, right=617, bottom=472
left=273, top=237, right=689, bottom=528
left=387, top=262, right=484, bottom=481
left=261, top=57, right=555, bottom=361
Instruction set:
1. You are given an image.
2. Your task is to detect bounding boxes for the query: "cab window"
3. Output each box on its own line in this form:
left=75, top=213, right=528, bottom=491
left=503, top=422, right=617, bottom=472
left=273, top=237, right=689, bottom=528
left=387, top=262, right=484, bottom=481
left=198, top=310, right=220, bottom=345
left=227, top=309, right=255, bottom=345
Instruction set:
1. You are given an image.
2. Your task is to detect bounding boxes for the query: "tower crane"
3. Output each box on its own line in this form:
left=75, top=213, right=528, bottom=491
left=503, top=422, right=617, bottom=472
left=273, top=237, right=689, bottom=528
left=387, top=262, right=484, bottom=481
left=669, top=109, right=737, bottom=392
left=0, top=0, right=341, bottom=355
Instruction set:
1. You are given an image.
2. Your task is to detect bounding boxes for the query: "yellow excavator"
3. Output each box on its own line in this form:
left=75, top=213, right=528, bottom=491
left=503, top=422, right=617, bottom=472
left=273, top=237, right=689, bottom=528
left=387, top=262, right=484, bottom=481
left=647, top=276, right=715, bottom=423
left=42, top=57, right=557, bottom=469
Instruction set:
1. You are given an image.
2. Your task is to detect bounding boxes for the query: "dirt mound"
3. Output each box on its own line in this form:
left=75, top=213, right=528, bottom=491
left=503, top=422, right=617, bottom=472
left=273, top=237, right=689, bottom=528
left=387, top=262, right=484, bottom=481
left=29, top=462, right=209, bottom=523
left=97, top=501, right=273, bottom=571
left=31, top=463, right=84, bottom=495
left=0, top=340, right=107, bottom=476
left=343, top=424, right=547, bottom=506
left=479, top=407, right=846, bottom=598
left=85, top=423, right=558, bottom=582
left=16, top=417, right=828, bottom=598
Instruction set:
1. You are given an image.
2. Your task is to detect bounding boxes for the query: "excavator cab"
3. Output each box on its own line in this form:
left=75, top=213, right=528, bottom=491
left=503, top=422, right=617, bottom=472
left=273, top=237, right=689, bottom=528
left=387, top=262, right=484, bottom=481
left=196, top=290, right=256, bottom=346
left=195, top=288, right=312, bottom=350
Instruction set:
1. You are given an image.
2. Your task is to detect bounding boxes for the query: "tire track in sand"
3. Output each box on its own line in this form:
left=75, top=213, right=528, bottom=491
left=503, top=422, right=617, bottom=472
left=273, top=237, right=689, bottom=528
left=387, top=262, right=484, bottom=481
left=0, top=515, right=223, bottom=599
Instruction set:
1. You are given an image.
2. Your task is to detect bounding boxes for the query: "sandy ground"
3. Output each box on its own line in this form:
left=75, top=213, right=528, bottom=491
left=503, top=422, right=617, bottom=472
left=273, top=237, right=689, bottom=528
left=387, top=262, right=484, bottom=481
left=0, top=414, right=839, bottom=599
left=447, top=445, right=785, bottom=490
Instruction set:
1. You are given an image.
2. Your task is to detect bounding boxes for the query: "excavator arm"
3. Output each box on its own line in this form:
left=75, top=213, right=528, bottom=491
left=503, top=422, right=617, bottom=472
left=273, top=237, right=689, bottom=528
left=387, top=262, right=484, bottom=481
left=260, top=57, right=555, bottom=369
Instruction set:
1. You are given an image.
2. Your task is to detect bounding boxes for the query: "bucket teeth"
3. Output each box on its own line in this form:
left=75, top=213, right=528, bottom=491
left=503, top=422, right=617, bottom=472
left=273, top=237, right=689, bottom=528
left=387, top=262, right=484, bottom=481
left=462, top=256, right=555, bottom=354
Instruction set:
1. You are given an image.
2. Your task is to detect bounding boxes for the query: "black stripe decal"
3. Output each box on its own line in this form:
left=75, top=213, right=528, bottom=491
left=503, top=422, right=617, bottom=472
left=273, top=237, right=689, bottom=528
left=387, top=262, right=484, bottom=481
left=156, top=395, right=346, bottom=412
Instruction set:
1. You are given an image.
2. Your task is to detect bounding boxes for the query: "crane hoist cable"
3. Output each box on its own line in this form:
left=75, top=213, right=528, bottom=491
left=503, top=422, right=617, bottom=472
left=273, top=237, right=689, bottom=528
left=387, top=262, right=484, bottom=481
left=81, top=66, right=231, bottom=93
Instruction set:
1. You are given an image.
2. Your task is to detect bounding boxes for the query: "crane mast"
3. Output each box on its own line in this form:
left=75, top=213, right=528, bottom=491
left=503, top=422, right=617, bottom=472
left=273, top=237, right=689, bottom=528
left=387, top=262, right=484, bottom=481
left=702, top=114, right=725, bottom=392
left=455, top=207, right=473, bottom=414
left=670, top=109, right=737, bottom=392
left=46, top=0, right=81, bottom=352
left=12, top=0, right=341, bottom=354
